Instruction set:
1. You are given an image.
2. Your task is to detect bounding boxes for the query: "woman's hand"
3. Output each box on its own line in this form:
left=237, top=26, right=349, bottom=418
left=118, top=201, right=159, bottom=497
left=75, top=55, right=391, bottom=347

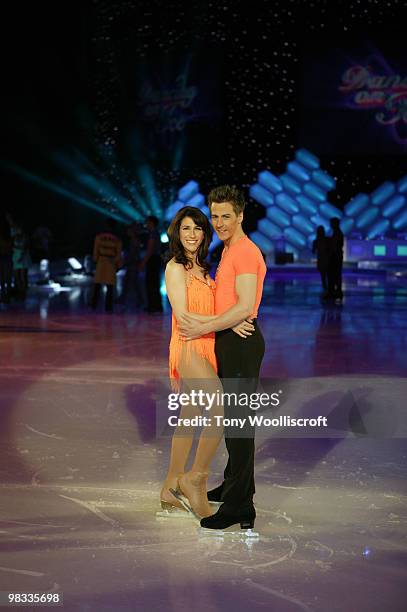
left=232, top=318, right=255, bottom=338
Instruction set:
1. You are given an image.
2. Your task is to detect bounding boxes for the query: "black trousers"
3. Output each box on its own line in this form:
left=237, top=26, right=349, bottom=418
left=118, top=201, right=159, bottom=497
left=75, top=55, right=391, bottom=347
left=92, top=283, right=113, bottom=312
left=215, top=321, right=265, bottom=512
left=318, top=265, right=328, bottom=291
left=145, top=255, right=163, bottom=312
left=328, top=257, right=343, bottom=297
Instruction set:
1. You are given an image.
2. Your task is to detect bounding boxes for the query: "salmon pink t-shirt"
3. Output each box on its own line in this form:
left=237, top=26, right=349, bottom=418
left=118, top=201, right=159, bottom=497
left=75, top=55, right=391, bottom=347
left=215, top=235, right=267, bottom=317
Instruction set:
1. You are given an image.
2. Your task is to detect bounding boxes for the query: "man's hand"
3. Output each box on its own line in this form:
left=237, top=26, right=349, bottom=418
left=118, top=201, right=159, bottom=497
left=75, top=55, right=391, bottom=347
left=178, top=313, right=208, bottom=340
left=232, top=318, right=255, bottom=338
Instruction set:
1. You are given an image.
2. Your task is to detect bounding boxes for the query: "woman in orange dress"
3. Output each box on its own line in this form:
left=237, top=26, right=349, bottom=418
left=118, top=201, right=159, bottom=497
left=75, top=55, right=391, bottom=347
left=160, top=206, right=250, bottom=518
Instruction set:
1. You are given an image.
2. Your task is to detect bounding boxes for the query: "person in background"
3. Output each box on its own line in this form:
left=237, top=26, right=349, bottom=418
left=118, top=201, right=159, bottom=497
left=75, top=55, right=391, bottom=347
left=139, top=215, right=163, bottom=313
left=6, top=213, right=31, bottom=300
left=327, top=217, right=344, bottom=301
left=312, top=225, right=329, bottom=296
left=92, top=218, right=122, bottom=313
left=10, top=220, right=30, bottom=300
left=0, top=214, right=13, bottom=303
left=120, top=222, right=144, bottom=309
left=31, top=225, right=52, bottom=263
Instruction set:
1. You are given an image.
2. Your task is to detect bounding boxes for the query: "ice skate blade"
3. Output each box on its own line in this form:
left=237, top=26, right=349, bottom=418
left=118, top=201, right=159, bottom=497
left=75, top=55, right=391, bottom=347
left=169, top=488, right=201, bottom=522
left=156, top=508, right=194, bottom=519
left=209, top=501, right=222, bottom=509
left=198, top=527, right=259, bottom=538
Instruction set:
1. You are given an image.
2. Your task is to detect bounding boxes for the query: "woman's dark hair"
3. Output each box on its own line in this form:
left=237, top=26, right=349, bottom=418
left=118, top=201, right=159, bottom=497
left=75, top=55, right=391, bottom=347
left=167, top=207, right=213, bottom=275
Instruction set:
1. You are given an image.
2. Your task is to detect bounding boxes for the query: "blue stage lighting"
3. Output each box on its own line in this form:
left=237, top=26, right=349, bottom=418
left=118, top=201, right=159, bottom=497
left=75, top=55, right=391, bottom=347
left=266, top=207, right=291, bottom=228
left=393, top=209, right=407, bottom=230
left=258, top=218, right=282, bottom=238
left=283, top=227, right=307, bottom=248
left=346, top=193, right=370, bottom=217
left=397, top=176, right=407, bottom=193
left=292, top=214, right=315, bottom=235
left=249, top=149, right=337, bottom=259
left=340, top=217, right=355, bottom=234
left=275, top=193, right=299, bottom=214
left=122, top=182, right=150, bottom=216
left=250, top=232, right=274, bottom=254
left=295, top=148, right=320, bottom=171
left=179, top=180, right=199, bottom=202
left=356, top=207, right=379, bottom=229
left=319, top=203, right=343, bottom=221
left=258, top=171, right=283, bottom=194
left=295, top=194, right=318, bottom=215
left=371, top=182, right=395, bottom=206
left=281, top=174, right=302, bottom=196
left=366, top=219, right=390, bottom=239
left=169, top=150, right=407, bottom=264
left=165, top=200, right=185, bottom=222
left=3, top=162, right=130, bottom=223
left=311, top=215, right=331, bottom=232
left=312, top=169, right=336, bottom=191
left=306, top=234, right=315, bottom=248
left=136, top=164, right=162, bottom=217
left=209, top=235, right=222, bottom=253
left=287, top=161, right=311, bottom=183
left=382, top=195, right=405, bottom=218
left=187, top=193, right=205, bottom=208
left=304, top=182, right=326, bottom=203
left=53, top=149, right=142, bottom=220
left=249, top=184, right=275, bottom=207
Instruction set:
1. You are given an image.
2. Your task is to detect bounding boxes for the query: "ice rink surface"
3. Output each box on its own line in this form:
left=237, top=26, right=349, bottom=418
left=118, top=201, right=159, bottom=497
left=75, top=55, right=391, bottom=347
left=0, top=274, right=406, bottom=611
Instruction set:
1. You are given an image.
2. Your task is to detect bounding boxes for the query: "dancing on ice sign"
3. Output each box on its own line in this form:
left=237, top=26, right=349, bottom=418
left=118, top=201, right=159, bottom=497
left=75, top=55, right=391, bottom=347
left=139, top=74, right=198, bottom=134
left=300, top=41, right=406, bottom=154
left=339, top=63, right=407, bottom=136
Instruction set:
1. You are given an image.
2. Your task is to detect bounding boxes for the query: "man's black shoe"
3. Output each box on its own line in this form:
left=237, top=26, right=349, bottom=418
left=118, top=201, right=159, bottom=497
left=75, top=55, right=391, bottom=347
left=200, top=505, right=256, bottom=530
left=207, top=483, right=224, bottom=502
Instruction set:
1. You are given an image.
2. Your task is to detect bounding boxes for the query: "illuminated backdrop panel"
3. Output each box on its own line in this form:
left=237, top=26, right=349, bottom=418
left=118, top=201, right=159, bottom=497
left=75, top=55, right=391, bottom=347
left=250, top=149, right=407, bottom=259
left=167, top=149, right=407, bottom=261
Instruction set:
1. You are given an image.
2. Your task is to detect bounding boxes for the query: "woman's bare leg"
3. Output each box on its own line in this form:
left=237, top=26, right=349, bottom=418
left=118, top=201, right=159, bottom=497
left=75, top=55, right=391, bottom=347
left=164, top=400, right=200, bottom=478
left=161, top=348, right=201, bottom=507
left=162, top=345, right=223, bottom=515
left=176, top=347, right=224, bottom=516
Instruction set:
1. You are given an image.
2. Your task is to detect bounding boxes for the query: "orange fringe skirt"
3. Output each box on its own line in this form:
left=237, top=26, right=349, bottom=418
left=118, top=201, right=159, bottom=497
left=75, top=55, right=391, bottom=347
left=168, top=274, right=217, bottom=391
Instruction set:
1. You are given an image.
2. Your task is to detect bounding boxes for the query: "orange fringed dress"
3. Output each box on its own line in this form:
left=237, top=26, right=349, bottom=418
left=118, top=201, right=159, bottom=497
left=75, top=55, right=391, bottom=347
left=169, top=272, right=217, bottom=390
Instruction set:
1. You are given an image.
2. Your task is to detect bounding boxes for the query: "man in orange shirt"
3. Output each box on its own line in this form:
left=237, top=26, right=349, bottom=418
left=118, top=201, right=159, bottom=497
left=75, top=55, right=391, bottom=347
left=179, top=185, right=266, bottom=531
